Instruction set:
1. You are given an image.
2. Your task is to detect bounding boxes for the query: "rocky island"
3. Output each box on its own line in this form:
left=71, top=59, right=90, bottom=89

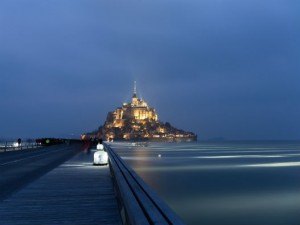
left=83, top=82, right=197, bottom=142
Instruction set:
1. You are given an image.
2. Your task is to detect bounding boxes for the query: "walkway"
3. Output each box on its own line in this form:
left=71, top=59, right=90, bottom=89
left=0, top=151, right=122, bottom=225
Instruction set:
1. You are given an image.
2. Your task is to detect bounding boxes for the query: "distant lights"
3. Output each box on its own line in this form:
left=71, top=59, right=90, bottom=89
left=13, top=142, right=19, bottom=147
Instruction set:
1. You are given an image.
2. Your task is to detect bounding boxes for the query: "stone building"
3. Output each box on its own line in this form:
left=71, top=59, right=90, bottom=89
left=109, top=81, right=158, bottom=129
left=84, top=81, right=197, bottom=142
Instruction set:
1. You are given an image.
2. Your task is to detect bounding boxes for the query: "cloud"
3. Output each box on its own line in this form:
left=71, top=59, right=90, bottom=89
left=0, top=0, right=299, bottom=139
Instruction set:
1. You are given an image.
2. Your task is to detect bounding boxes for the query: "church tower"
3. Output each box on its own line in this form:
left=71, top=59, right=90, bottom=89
left=133, top=81, right=137, bottom=98
left=132, top=81, right=138, bottom=106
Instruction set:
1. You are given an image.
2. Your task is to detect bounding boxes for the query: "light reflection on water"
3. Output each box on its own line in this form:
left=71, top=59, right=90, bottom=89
left=110, top=141, right=300, bottom=225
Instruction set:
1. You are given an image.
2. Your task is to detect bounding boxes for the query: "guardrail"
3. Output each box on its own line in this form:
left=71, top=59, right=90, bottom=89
left=0, top=142, right=40, bottom=152
left=105, top=143, right=185, bottom=225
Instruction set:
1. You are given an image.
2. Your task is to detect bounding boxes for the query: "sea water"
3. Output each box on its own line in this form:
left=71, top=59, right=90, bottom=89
left=110, top=141, right=300, bottom=225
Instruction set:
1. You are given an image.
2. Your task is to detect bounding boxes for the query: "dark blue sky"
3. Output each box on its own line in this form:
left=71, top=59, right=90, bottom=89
left=1, top=0, right=299, bottom=140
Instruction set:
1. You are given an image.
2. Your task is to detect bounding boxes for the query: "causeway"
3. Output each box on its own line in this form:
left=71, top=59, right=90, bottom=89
left=0, top=150, right=122, bottom=225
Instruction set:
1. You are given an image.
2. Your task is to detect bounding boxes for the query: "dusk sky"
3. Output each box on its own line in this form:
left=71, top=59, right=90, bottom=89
left=1, top=0, right=299, bottom=140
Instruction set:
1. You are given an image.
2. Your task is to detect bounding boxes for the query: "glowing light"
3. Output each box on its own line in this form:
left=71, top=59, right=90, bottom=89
left=96, top=143, right=104, bottom=150
left=93, top=151, right=108, bottom=165
left=13, top=142, right=19, bottom=147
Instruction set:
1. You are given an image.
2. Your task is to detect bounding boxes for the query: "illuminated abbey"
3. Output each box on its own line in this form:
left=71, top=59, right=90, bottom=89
left=110, top=81, right=158, bottom=128
left=84, top=82, right=197, bottom=142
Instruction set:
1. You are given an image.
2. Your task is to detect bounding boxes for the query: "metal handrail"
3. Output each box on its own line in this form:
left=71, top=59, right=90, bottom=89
left=0, top=142, right=40, bottom=152
left=105, top=143, right=185, bottom=225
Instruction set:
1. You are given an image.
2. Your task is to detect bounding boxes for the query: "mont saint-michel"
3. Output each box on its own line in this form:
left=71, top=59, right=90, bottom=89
left=84, top=82, right=197, bottom=142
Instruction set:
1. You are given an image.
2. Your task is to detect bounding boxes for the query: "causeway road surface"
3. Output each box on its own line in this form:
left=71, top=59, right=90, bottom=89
left=0, top=144, right=122, bottom=225
left=0, top=143, right=80, bottom=200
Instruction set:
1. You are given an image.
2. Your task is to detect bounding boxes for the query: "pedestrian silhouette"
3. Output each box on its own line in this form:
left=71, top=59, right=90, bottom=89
left=17, top=138, right=21, bottom=146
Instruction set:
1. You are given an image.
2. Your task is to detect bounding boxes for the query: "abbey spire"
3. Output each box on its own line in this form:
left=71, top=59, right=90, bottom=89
left=132, top=81, right=139, bottom=106
left=133, top=81, right=137, bottom=98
